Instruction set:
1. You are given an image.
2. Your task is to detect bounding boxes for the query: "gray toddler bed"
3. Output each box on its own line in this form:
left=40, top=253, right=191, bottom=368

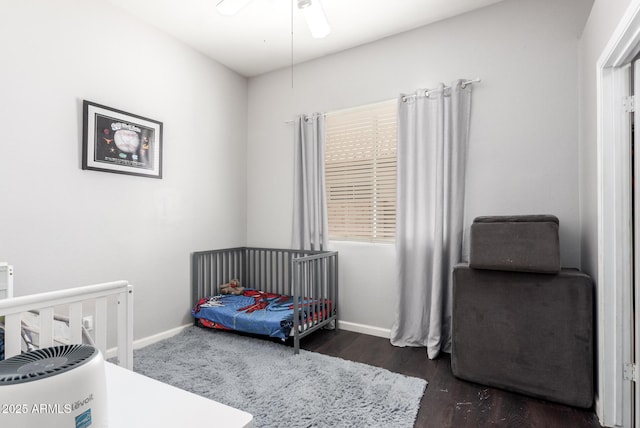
left=191, top=247, right=338, bottom=353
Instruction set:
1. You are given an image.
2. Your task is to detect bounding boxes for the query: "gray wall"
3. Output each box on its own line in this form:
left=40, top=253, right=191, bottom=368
left=246, top=0, right=592, bottom=333
left=0, top=0, right=598, bottom=342
left=0, top=0, right=248, bottom=340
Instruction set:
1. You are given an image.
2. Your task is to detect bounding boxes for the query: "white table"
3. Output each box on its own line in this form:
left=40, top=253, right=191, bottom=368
left=106, top=363, right=254, bottom=427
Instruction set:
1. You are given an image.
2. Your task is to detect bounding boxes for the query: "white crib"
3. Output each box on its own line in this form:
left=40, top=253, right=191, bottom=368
left=0, top=270, right=254, bottom=427
left=0, top=279, right=133, bottom=369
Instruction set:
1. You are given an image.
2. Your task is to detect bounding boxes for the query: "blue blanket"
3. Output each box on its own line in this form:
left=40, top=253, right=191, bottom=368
left=192, top=289, right=329, bottom=340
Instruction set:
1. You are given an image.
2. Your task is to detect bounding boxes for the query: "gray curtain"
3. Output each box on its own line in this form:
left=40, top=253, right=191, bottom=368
left=291, top=114, right=329, bottom=251
left=390, top=80, right=472, bottom=359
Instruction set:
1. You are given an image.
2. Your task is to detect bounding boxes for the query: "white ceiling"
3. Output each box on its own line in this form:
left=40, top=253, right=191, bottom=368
left=106, top=0, right=507, bottom=77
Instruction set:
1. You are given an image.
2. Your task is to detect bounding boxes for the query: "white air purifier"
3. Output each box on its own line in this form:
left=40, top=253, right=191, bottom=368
left=0, top=344, right=107, bottom=428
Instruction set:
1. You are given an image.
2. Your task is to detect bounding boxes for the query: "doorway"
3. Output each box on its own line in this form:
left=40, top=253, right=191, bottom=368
left=597, top=7, right=640, bottom=426
left=634, top=56, right=640, bottom=428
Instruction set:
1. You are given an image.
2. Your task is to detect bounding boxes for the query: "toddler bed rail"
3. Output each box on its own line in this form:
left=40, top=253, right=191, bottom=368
left=0, top=280, right=133, bottom=368
left=192, top=247, right=338, bottom=353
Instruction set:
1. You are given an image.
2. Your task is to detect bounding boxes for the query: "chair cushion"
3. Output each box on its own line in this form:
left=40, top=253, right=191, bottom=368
left=469, top=215, right=560, bottom=273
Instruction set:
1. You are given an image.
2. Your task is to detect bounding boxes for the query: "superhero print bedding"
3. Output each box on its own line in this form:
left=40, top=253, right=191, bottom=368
left=192, top=289, right=332, bottom=340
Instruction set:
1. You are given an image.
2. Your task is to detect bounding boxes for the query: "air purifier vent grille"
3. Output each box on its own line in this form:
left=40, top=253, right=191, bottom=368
left=0, top=344, right=97, bottom=385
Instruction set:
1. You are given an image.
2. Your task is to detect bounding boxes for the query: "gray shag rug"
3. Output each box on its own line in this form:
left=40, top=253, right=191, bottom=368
left=133, top=327, right=427, bottom=428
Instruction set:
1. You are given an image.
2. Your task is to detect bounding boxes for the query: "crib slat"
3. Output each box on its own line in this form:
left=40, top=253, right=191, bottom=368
left=202, top=254, right=208, bottom=296
left=231, top=250, right=237, bottom=284
left=262, top=250, right=267, bottom=291
left=249, top=249, right=255, bottom=286
left=212, top=253, right=218, bottom=294
left=321, top=258, right=325, bottom=321
left=304, top=259, right=309, bottom=331
left=309, top=260, right=314, bottom=328
left=68, top=302, right=83, bottom=344
left=277, top=250, right=282, bottom=291
left=95, top=297, right=108, bottom=355
left=222, top=252, right=227, bottom=286
left=313, top=259, right=319, bottom=324
left=258, top=250, right=263, bottom=289
left=117, top=286, right=134, bottom=369
left=293, top=260, right=300, bottom=353
left=5, top=313, right=21, bottom=359
left=266, top=251, right=271, bottom=291
left=38, top=307, right=55, bottom=348
left=284, top=252, right=290, bottom=295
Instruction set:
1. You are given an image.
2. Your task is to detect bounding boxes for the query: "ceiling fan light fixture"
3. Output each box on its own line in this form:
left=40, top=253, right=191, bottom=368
left=297, top=0, right=331, bottom=39
left=216, top=0, right=253, bottom=16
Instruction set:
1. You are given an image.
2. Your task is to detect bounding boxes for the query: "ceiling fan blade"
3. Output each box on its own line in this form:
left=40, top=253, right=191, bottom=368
left=216, top=0, right=253, bottom=16
left=298, top=0, right=330, bottom=39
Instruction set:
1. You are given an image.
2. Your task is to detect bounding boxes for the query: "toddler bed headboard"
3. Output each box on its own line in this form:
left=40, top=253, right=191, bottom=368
left=192, top=247, right=338, bottom=353
left=192, top=247, right=338, bottom=298
left=0, top=280, right=133, bottom=368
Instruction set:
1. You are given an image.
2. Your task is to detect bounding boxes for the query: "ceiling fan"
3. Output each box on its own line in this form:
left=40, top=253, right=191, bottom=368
left=216, top=0, right=331, bottom=39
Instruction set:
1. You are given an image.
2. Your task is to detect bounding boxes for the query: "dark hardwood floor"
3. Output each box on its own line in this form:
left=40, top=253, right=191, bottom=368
left=298, top=329, right=601, bottom=428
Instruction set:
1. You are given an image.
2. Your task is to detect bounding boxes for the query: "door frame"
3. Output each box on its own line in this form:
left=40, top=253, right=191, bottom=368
left=597, top=1, right=640, bottom=426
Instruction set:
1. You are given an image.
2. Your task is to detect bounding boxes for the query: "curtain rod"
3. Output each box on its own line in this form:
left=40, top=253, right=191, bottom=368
left=284, top=113, right=326, bottom=125
left=401, top=78, right=481, bottom=102
left=284, top=97, right=397, bottom=124
left=284, top=78, right=481, bottom=123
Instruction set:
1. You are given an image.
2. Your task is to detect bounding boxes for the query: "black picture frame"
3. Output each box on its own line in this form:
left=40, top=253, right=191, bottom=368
left=82, top=100, right=163, bottom=179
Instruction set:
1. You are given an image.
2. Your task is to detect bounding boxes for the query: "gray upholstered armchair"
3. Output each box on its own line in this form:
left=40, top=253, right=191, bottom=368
left=451, top=215, right=593, bottom=408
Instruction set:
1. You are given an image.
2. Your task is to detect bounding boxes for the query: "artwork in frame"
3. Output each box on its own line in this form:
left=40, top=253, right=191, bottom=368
left=82, top=100, right=163, bottom=179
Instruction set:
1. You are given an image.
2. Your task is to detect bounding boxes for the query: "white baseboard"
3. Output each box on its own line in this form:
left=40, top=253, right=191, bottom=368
left=105, top=321, right=389, bottom=360
left=105, top=323, right=192, bottom=360
left=338, top=321, right=391, bottom=339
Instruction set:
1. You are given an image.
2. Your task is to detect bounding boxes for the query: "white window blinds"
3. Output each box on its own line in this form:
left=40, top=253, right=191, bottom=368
left=325, top=99, right=397, bottom=243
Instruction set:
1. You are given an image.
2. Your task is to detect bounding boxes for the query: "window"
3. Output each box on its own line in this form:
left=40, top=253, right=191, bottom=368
left=325, top=99, right=397, bottom=243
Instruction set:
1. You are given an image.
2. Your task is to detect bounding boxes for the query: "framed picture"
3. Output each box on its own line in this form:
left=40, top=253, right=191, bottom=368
left=82, top=100, right=163, bottom=179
